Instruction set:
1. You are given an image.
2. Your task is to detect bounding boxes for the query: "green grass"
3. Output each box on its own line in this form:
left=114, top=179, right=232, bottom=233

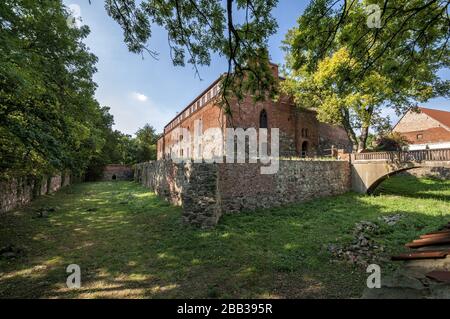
left=0, top=175, right=449, bottom=299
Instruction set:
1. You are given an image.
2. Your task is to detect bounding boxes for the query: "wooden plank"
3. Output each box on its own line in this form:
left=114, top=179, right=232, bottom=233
left=424, top=229, right=450, bottom=236
left=391, top=251, right=448, bottom=261
left=420, top=233, right=450, bottom=239
left=405, top=237, right=450, bottom=248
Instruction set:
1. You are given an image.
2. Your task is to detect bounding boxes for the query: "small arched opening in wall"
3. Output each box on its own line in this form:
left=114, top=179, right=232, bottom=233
left=301, top=141, right=308, bottom=158
left=112, top=174, right=117, bottom=181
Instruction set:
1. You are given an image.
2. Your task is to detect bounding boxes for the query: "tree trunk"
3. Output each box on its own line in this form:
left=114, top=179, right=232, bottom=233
left=358, top=126, right=369, bottom=153
left=340, top=108, right=359, bottom=152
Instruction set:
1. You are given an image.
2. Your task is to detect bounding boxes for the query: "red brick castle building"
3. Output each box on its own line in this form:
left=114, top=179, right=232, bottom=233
left=157, top=64, right=352, bottom=160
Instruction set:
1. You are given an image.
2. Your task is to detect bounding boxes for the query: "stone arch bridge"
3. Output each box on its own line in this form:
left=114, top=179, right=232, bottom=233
left=351, top=148, right=450, bottom=194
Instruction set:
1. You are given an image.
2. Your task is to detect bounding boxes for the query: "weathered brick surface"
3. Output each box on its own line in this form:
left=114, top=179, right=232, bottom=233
left=0, top=173, right=71, bottom=214
left=218, top=160, right=351, bottom=213
left=101, top=165, right=133, bottom=181
left=135, top=160, right=351, bottom=227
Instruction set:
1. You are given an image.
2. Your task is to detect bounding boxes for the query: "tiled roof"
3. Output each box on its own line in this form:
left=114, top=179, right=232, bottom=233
left=419, top=107, right=450, bottom=128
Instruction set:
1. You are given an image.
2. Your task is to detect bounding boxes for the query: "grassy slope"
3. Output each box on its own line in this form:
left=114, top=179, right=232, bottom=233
left=0, top=176, right=449, bottom=299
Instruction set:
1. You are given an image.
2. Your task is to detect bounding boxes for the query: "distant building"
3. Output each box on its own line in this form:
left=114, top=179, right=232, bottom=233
left=393, top=107, right=450, bottom=150
left=157, top=64, right=352, bottom=160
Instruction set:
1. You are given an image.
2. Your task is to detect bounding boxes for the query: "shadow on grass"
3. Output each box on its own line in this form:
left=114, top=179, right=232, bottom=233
left=373, top=174, right=450, bottom=202
left=0, top=178, right=449, bottom=299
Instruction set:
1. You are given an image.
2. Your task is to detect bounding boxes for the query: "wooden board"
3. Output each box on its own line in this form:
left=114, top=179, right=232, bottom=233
left=391, top=251, right=448, bottom=261
left=405, top=237, right=450, bottom=248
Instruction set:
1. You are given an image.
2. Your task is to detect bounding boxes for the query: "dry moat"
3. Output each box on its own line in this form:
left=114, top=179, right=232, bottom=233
left=0, top=175, right=449, bottom=298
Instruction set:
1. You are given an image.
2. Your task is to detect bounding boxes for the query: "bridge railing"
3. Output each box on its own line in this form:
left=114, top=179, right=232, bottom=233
left=353, top=148, right=450, bottom=162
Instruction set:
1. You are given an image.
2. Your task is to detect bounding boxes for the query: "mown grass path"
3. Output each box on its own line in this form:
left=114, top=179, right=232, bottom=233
left=1, top=176, right=449, bottom=298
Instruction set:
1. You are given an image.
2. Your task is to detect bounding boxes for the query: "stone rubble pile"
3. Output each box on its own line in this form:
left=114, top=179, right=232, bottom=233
left=378, top=214, right=404, bottom=226
left=328, top=221, right=385, bottom=267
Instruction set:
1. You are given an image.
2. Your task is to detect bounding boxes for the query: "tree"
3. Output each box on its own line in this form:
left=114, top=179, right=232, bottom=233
left=282, top=0, right=449, bottom=152
left=104, top=0, right=280, bottom=112
left=372, top=132, right=409, bottom=151
left=135, top=124, right=160, bottom=162
left=0, top=0, right=111, bottom=179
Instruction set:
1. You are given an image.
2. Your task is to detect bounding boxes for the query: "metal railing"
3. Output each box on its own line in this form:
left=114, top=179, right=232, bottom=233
left=353, top=148, right=450, bottom=162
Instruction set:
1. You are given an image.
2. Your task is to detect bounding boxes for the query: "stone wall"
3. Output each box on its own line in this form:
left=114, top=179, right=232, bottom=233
left=218, top=160, right=351, bottom=213
left=135, top=159, right=351, bottom=228
left=399, top=167, right=450, bottom=180
left=135, top=161, right=221, bottom=227
left=0, top=173, right=71, bottom=214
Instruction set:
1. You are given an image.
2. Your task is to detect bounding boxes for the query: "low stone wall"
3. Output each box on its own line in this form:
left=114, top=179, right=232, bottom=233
left=219, top=161, right=351, bottom=213
left=399, top=167, right=450, bottom=180
left=135, top=160, right=351, bottom=227
left=0, top=172, right=71, bottom=214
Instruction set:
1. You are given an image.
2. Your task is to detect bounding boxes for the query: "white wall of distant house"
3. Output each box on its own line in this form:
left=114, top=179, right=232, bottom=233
left=407, top=142, right=450, bottom=150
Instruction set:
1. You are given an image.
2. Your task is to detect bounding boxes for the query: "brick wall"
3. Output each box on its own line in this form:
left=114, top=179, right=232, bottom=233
left=0, top=172, right=71, bottom=214
left=102, top=165, right=134, bottom=181
left=157, top=75, right=352, bottom=160
left=135, top=159, right=351, bottom=228
left=218, top=161, right=351, bottom=213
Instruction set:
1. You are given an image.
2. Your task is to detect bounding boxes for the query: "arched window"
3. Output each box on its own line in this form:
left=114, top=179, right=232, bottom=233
left=259, top=109, right=268, bottom=129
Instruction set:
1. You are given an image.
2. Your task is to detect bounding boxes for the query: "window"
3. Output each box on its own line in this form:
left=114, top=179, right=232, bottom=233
left=301, top=128, right=309, bottom=138
left=259, top=109, right=268, bottom=129
left=417, top=134, right=423, bottom=140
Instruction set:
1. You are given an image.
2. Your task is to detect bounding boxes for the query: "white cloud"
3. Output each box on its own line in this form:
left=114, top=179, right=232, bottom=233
left=99, top=93, right=172, bottom=135
left=131, top=92, right=148, bottom=102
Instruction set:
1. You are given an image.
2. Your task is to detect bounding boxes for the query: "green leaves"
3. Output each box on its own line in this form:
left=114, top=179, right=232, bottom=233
left=105, top=0, right=279, bottom=108
left=0, top=0, right=108, bottom=179
left=283, top=0, right=450, bottom=151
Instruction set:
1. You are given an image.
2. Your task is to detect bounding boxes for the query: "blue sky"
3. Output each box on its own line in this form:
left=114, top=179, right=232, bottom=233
left=64, top=1, right=449, bottom=136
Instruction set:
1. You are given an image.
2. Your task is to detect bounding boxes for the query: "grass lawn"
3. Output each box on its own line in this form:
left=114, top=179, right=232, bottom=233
left=0, top=175, right=449, bottom=299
